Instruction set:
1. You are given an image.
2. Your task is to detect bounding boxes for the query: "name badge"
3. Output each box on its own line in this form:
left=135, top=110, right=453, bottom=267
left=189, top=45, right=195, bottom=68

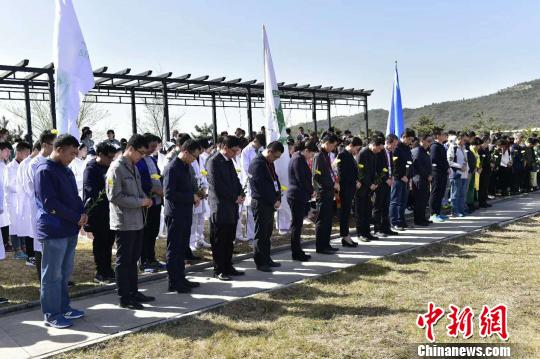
left=273, top=181, right=279, bottom=192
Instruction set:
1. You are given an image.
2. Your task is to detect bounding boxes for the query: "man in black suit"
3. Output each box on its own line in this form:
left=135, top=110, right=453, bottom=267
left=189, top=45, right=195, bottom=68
left=249, top=141, right=284, bottom=272
left=429, top=128, right=450, bottom=222
left=287, top=140, right=318, bottom=262
left=373, top=134, right=399, bottom=237
left=356, top=136, right=384, bottom=241
left=411, top=134, right=433, bottom=226
left=206, top=136, right=245, bottom=281
left=337, top=136, right=362, bottom=247
left=389, top=128, right=415, bottom=230
left=313, top=133, right=340, bottom=254
left=163, top=139, right=202, bottom=293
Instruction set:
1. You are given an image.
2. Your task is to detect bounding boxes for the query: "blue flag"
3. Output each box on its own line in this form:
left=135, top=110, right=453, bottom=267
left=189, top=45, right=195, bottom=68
left=386, top=63, right=404, bottom=137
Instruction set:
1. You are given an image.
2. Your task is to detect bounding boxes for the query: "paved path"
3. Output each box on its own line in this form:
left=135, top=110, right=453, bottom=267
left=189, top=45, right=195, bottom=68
left=1, top=191, right=539, bottom=358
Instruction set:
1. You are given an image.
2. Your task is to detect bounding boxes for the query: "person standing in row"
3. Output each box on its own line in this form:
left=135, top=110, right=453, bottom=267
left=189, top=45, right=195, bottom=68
left=163, top=139, right=202, bottom=293
left=83, top=142, right=118, bottom=284
left=411, top=134, right=433, bottom=226
left=373, top=134, right=398, bottom=237
left=429, top=128, right=450, bottom=223
left=337, top=136, right=362, bottom=247
left=249, top=141, right=284, bottom=272
left=35, top=134, right=86, bottom=329
left=206, top=136, right=245, bottom=281
left=390, top=128, right=415, bottom=231
left=356, top=136, right=384, bottom=242
left=106, top=134, right=154, bottom=310
left=312, top=133, right=340, bottom=254
left=287, top=140, right=318, bottom=262
left=447, top=132, right=470, bottom=217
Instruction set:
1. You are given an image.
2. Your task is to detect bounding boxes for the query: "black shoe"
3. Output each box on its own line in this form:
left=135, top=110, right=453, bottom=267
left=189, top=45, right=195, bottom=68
left=257, top=265, right=273, bottom=272
left=132, top=292, right=155, bottom=303
left=374, top=231, right=387, bottom=237
left=341, top=238, right=358, bottom=247
left=94, top=274, right=114, bottom=284
left=185, top=254, right=202, bottom=261
left=68, top=281, right=75, bottom=287
left=120, top=298, right=144, bottom=310
left=366, top=234, right=379, bottom=241
left=0, top=297, right=8, bottom=305
left=214, top=272, right=232, bottom=281
left=225, top=267, right=245, bottom=276
left=328, top=246, right=339, bottom=252
left=268, top=260, right=281, bottom=268
left=357, top=235, right=371, bottom=242
left=316, top=248, right=335, bottom=254
left=382, top=229, right=399, bottom=236
left=292, top=253, right=311, bottom=261
left=414, top=221, right=430, bottom=227
left=168, top=284, right=192, bottom=293
left=182, top=278, right=200, bottom=288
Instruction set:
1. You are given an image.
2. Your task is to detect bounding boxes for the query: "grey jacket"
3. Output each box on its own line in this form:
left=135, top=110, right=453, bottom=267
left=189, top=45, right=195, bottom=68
left=106, top=156, right=147, bottom=231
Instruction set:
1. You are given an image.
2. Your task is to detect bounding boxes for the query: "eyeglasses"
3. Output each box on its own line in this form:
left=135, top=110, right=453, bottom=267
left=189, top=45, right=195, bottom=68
left=136, top=149, right=145, bottom=156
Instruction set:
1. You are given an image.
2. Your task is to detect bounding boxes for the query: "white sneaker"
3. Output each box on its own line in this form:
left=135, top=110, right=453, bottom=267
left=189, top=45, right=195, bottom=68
left=278, top=229, right=289, bottom=235
left=236, top=236, right=250, bottom=242
left=197, top=239, right=212, bottom=248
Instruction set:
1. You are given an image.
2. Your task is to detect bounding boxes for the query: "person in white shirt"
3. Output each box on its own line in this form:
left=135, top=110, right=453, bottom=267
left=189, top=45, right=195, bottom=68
left=0, top=142, right=12, bottom=258
left=239, top=134, right=265, bottom=242
left=68, top=143, right=88, bottom=199
left=447, top=132, right=469, bottom=217
left=5, top=141, right=31, bottom=261
left=190, top=151, right=210, bottom=250
left=24, top=131, right=57, bottom=280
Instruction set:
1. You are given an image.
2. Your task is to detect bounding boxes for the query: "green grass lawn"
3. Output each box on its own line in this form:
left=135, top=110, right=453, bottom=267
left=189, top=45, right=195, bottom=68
left=62, top=216, right=540, bottom=359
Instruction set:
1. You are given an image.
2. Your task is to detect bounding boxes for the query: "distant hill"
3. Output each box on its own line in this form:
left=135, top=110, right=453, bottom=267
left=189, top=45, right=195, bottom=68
left=293, top=79, right=540, bottom=134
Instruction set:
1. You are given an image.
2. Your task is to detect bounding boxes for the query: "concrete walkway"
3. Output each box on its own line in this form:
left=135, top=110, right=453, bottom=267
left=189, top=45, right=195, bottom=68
left=1, top=191, right=539, bottom=358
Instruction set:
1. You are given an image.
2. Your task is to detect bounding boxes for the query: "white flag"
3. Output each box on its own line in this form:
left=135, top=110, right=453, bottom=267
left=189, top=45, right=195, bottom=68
left=263, top=26, right=291, bottom=231
left=53, top=0, right=94, bottom=139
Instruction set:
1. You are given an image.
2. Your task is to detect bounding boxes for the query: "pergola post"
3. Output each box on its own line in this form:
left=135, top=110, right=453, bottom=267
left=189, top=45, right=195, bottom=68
left=246, top=88, right=253, bottom=140
left=326, top=99, right=332, bottom=129
left=312, top=93, right=318, bottom=136
left=211, top=94, right=218, bottom=143
left=130, top=89, right=137, bottom=135
left=162, top=82, right=170, bottom=141
left=48, top=70, right=57, bottom=129
left=23, top=82, right=32, bottom=144
left=363, top=96, right=369, bottom=137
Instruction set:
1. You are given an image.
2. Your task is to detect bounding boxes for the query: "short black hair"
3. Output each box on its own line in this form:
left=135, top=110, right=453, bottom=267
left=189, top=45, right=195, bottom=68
left=267, top=141, right=285, bottom=153
left=432, top=127, right=445, bottom=137
left=180, top=139, right=202, bottom=153
left=222, top=135, right=240, bottom=149
left=344, top=136, right=362, bottom=147
left=39, top=130, right=57, bottom=146
left=298, top=126, right=304, bottom=131
left=32, top=141, right=41, bottom=152
left=254, top=133, right=266, bottom=147
left=78, top=143, right=87, bottom=151
left=286, top=128, right=291, bottom=134
left=15, top=141, right=31, bottom=152
left=370, top=136, right=385, bottom=146
left=107, top=129, right=115, bottom=135
left=95, top=141, right=118, bottom=156
left=0, top=141, right=13, bottom=151
left=386, top=134, right=399, bottom=144
left=198, top=137, right=212, bottom=150
left=143, top=133, right=161, bottom=144
left=53, top=134, right=80, bottom=150
left=419, top=133, right=432, bottom=141
left=127, top=134, right=148, bottom=150
left=401, top=128, right=415, bottom=138
left=177, top=133, right=192, bottom=146
left=321, top=133, right=339, bottom=144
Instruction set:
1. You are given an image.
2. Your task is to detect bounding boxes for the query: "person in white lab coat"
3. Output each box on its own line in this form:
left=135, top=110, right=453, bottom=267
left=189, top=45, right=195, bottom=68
left=69, top=143, right=88, bottom=199
left=189, top=153, right=210, bottom=250
left=0, top=142, right=12, bottom=257
left=5, top=141, right=31, bottom=260
left=24, top=131, right=57, bottom=281
left=239, top=134, right=265, bottom=242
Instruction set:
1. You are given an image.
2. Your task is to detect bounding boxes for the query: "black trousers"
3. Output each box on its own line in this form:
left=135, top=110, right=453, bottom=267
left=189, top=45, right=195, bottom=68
left=165, top=213, right=192, bottom=288
left=413, top=179, right=430, bottom=223
left=209, top=215, right=236, bottom=274
left=478, top=170, right=491, bottom=205
left=1, top=226, right=9, bottom=247
left=373, top=184, right=391, bottom=232
left=288, top=198, right=307, bottom=256
left=498, top=166, right=512, bottom=195
left=430, top=171, right=447, bottom=216
left=141, top=204, right=161, bottom=264
left=35, top=250, right=42, bottom=283
left=92, top=227, right=115, bottom=277
left=355, top=192, right=372, bottom=236
left=339, top=185, right=355, bottom=237
left=315, top=192, right=334, bottom=251
left=25, top=237, right=35, bottom=257
left=115, top=230, right=143, bottom=300
left=252, top=199, right=275, bottom=267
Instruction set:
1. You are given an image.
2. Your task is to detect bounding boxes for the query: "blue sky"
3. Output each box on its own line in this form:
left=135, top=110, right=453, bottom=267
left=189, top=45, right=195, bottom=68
left=1, top=0, right=539, bottom=138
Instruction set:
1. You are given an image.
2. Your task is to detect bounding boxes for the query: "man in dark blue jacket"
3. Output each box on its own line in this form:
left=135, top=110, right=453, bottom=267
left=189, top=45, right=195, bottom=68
left=389, top=128, right=415, bottom=231
left=412, top=134, right=433, bottom=226
left=83, top=141, right=118, bottom=284
left=249, top=141, right=284, bottom=272
left=163, top=139, right=202, bottom=293
left=429, top=128, right=450, bottom=222
left=35, top=134, right=87, bottom=329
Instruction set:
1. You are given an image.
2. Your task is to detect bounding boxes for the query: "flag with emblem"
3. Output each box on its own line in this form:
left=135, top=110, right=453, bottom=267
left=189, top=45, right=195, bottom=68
left=263, top=25, right=291, bottom=231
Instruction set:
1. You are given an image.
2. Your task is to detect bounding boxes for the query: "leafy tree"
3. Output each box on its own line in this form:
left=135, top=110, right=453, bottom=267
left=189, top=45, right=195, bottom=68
left=466, top=111, right=504, bottom=134
left=411, top=114, right=445, bottom=135
left=191, top=122, right=214, bottom=139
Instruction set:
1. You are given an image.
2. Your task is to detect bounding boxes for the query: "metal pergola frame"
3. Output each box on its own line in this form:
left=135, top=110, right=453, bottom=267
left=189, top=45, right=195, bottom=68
left=0, top=59, right=373, bottom=142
